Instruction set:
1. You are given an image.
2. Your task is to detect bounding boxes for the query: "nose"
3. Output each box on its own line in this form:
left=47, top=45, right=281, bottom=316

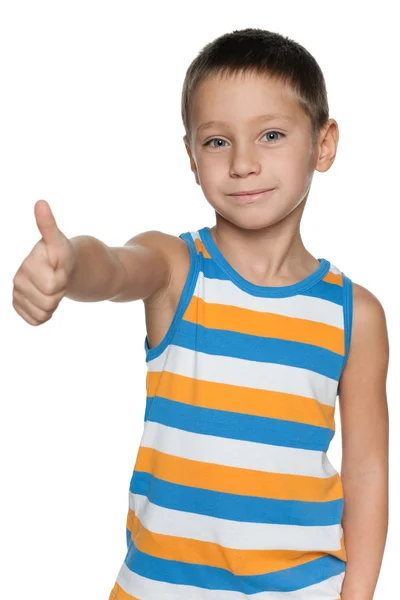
left=229, top=144, right=261, bottom=178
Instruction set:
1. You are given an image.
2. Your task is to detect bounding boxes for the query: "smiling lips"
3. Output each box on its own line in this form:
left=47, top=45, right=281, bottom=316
left=229, top=188, right=275, bottom=203
left=230, top=187, right=274, bottom=196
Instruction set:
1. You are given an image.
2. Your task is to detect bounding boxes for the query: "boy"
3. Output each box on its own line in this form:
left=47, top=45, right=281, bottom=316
left=13, top=28, right=389, bottom=600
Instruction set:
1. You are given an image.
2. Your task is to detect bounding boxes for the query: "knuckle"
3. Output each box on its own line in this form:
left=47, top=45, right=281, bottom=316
left=36, top=307, right=50, bottom=321
left=13, top=273, right=22, bottom=288
left=15, top=291, right=50, bottom=324
left=42, top=278, right=56, bottom=296
left=42, top=295, right=57, bottom=312
left=58, top=271, right=69, bottom=288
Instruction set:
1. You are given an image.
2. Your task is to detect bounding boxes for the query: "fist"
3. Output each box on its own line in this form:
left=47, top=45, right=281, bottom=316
left=12, top=200, right=76, bottom=326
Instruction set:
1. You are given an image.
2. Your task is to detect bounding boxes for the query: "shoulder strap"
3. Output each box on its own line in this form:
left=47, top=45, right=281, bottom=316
left=179, top=230, right=201, bottom=258
left=340, top=272, right=353, bottom=374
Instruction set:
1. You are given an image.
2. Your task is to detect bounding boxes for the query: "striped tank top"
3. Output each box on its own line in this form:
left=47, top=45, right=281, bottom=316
left=108, top=225, right=353, bottom=600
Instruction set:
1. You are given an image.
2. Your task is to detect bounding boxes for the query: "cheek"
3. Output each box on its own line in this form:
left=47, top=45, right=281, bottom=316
left=273, top=150, right=308, bottom=181
left=197, top=156, right=225, bottom=186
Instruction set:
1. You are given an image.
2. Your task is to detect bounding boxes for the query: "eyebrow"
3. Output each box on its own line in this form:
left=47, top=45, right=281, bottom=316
left=196, top=113, right=294, bottom=134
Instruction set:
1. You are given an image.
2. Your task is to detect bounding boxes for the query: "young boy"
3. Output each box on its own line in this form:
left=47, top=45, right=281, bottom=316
left=13, top=28, right=389, bottom=600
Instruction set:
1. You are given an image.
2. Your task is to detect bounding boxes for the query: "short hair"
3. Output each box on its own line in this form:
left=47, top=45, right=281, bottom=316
left=181, top=28, right=330, bottom=148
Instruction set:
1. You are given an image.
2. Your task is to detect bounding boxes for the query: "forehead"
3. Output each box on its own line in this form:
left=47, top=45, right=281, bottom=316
left=191, top=71, right=306, bottom=133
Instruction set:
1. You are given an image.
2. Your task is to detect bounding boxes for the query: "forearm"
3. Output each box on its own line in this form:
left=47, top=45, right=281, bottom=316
left=340, top=467, right=388, bottom=599
left=65, top=235, right=124, bottom=302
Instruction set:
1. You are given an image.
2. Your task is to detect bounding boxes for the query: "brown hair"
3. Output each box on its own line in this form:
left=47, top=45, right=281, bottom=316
left=181, top=28, right=329, bottom=148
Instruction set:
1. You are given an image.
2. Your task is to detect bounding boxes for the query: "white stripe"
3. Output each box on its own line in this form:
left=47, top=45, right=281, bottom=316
left=193, top=271, right=344, bottom=329
left=129, top=493, right=344, bottom=552
left=141, top=421, right=338, bottom=478
left=148, top=346, right=339, bottom=407
left=190, top=230, right=201, bottom=242
left=329, top=262, right=341, bottom=275
left=116, top=562, right=344, bottom=599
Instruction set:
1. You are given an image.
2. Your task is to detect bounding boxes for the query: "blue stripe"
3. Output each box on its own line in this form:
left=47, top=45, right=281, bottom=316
left=201, top=257, right=343, bottom=305
left=131, top=471, right=344, bottom=526
left=342, top=273, right=353, bottom=365
left=301, top=280, right=343, bottom=305
left=124, top=536, right=345, bottom=592
left=126, top=528, right=132, bottom=549
left=336, top=273, right=353, bottom=382
left=144, top=396, right=155, bottom=422
left=147, top=396, right=334, bottom=452
left=174, top=319, right=343, bottom=380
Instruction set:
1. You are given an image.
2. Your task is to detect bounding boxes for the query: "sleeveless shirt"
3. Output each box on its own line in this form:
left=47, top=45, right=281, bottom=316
left=108, top=225, right=353, bottom=600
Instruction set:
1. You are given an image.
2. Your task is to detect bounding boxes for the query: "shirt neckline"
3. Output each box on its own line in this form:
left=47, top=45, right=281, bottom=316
left=198, top=226, right=330, bottom=298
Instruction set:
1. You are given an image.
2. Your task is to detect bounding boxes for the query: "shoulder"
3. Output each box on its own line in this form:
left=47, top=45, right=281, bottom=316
left=124, top=229, right=192, bottom=269
left=339, top=281, right=389, bottom=391
left=351, top=282, right=387, bottom=337
left=129, top=229, right=194, bottom=305
left=125, top=229, right=187, bottom=252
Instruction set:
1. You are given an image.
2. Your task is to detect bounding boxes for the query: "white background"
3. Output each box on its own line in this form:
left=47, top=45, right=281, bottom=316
left=1, top=1, right=397, bottom=598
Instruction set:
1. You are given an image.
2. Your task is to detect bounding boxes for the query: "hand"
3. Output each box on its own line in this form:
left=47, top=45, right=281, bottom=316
left=12, top=199, right=76, bottom=326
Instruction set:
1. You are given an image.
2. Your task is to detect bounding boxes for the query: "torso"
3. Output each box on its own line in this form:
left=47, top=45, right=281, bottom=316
left=109, top=226, right=352, bottom=599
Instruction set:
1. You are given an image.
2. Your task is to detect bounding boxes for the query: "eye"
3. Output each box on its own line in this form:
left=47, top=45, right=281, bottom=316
left=203, top=138, right=228, bottom=148
left=262, top=131, right=285, bottom=143
left=203, top=131, right=285, bottom=148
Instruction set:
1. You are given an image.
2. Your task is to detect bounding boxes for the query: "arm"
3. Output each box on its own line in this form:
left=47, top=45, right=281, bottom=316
left=338, top=283, right=389, bottom=600
left=65, top=231, right=171, bottom=303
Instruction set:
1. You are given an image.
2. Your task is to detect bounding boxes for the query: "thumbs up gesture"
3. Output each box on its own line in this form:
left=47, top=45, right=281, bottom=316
left=12, top=200, right=76, bottom=325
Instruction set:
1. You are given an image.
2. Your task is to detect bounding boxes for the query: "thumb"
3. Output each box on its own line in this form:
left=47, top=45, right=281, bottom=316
left=34, top=200, right=67, bottom=248
left=34, top=200, right=70, bottom=271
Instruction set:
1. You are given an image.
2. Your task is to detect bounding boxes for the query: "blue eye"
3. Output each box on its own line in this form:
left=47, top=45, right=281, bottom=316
left=262, top=131, right=284, bottom=143
left=204, top=138, right=228, bottom=148
left=203, top=131, right=284, bottom=148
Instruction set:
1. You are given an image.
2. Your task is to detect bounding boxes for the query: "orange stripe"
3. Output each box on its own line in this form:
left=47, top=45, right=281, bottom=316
left=194, top=237, right=210, bottom=257
left=133, top=446, right=343, bottom=503
left=323, top=271, right=343, bottom=286
left=108, top=583, right=138, bottom=599
left=183, top=295, right=344, bottom=355
left=147, top=371, right=336, bottom=430
left=125, top=510, right=347, bottom=575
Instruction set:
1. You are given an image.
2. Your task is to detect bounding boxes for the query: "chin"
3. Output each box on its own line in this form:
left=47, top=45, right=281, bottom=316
left=219, top=210, right=280, bottom=231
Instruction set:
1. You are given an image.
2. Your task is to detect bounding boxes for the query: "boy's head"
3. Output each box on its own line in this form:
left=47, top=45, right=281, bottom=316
left=181, top=28, right=338, bottom=231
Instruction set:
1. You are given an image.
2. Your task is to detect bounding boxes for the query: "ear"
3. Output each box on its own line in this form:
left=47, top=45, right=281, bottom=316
left=183, top=135, right=200, bottom=185
left=314, top=119, right=339, bottom=173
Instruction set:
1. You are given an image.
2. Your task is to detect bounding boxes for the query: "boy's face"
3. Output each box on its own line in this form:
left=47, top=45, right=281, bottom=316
left=184, top=71, right=336, bottom=230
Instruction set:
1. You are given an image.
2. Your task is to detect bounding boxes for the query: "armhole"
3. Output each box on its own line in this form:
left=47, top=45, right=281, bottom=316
left=338, top=272, right=353, bottom=381
left=143, top=232, right=200, bottom=362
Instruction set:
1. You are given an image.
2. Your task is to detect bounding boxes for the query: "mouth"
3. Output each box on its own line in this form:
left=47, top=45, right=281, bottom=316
left=229, top=188, right=275, bottom=203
